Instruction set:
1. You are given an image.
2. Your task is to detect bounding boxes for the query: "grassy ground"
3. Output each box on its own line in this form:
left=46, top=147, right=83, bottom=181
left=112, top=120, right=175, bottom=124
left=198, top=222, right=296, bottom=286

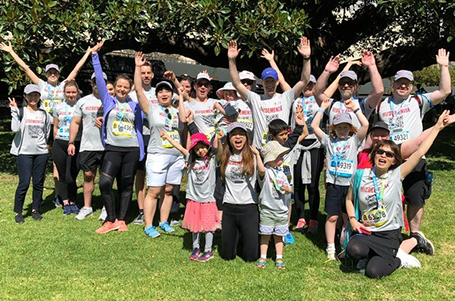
left=0, top=128, right=455, bottom=301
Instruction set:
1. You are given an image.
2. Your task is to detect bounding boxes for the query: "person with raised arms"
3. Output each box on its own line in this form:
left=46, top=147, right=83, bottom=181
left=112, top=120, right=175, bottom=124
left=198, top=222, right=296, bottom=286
left=227, top=38, right=311, bottom=149
left=91, top=41, right=145, bottom=234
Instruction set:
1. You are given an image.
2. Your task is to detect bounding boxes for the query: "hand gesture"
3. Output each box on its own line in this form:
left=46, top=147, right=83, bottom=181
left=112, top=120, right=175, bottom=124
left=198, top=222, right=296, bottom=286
left=349, top=218, right=363, bottom=233
left=320, top=98, right=332, bottom=111
left=135, top=52, right=146, bottom=67
left=186, top=110, right=194, bottom=124
left=436, top=48, right=450, bottom=67
left=164, top=70, right=176, bottom=81
left=343, top=60, right=362, bottom=72
left=0, top=42, right=13, bottom=53
left=250, top=145, right=260, bottom=156
left=344, top=99, right=358, bottom=111
left=95, top=116, right=103, bottom=129
left=297, top=37, right=311, bottom=58
left=8, top=97, right=17, bottom=108
left=227, top=40, right=241, bottom=60
left=160, top=130, right=169, bottom=139
left=91, top=41, right=104, bottom=54
left=68, top=144, right=76, bottom=156
left=216, top=129, right=225, bottom=140
left=261, top=49, right=275, bottom=62
left=294, top=111, right=304, bottom=126
left=85, top=46, right=93, bottom=53
left=361, top=51, right=376, bottom=67
left=436, top=110, right=451, bottom=129
left=324, top=56, right=340, bottom=73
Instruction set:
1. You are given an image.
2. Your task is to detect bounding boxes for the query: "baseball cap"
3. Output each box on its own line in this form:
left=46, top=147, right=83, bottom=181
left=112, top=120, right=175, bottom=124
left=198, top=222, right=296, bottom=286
left=370, top=121, right=390, bottom=133
left=196, top=72, right=211, bottom=82
left=394, top=70, right=414, bottom=82
left=239, top=70, right=256, bottom=81
left=91, top=72, right=108, bottom=81
left=24, top=84, right=41, bottom=95
left=333, top=113, right=353, bottom=126
left=309, top=74, right=317, bottom=83
left=260, top=141, right=290, bottom=165
left=227, top=122, right=248, bottom=134
left=45, top=64, right=60, bottom=72
left=339, top=70, right=358, bottom=82
left=261, top=67, right=278, bottom=81
left=155, top=81, right=174, bottom=93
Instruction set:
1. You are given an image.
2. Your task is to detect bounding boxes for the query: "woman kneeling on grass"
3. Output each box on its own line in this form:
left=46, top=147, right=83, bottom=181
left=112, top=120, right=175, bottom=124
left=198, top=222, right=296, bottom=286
left=345, top=110, right=451, bottom=279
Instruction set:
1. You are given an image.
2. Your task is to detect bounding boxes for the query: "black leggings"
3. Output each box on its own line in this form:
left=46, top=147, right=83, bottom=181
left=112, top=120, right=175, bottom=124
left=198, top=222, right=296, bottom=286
left=99, top=149, right=139, bottom=222
left=221, top=203, right=259, bottom=262
left=293, top=146, right=324, bottom=220
left=52, top=139, right=80, bottom=202
left=346, top=238, right=401, bottom=279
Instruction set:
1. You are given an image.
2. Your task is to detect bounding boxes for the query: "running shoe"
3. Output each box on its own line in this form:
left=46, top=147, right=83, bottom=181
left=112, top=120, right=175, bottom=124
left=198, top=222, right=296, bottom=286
left=275, top=258, right=285, bottom=270
left=295, top=218, right=307, bottom=230
left=63, top=205, right=72, bottom=215
left=326, top=247, right=336, bottom=261
left=159, top=221, right=175, bottom=233
left=396, top=249, right=421, bottom=268
left=15, top=213, right=25, bottom=224
left=308, top=220, right=319, bottom=234
left=75, top=207, right=93, bottom=220
left=95, top=221, right=120, bottom=234
left=134, top=212, right=144, bottom=225
left=53, top=196, right=62, bottom=207
left=170, top=219, right=180, bottom=227
left=256, top=258, right=267, bottom=268
left=31, top=210, right=43, bottom=221
left=114, top=220, right=128, bottom=232
left=284, top=232, right=295, bottom=245
left=411, top=231, right=435, bottom=255
left=69, top=204, right=80, bottom=214
left=98, top=207, right=107, bottom=221
left=189, top=249, right=201, bottom=261
left=197, top=252, right=214, bottom=262
left=144, top=225, right=160, bottom=238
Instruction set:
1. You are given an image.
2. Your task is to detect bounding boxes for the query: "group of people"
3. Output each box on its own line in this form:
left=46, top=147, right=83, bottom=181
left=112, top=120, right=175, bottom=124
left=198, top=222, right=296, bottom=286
left=3, top=37, right=453, bottom=278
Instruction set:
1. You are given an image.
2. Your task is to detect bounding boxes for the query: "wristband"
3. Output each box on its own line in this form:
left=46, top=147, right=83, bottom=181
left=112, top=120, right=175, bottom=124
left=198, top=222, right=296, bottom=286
left=353, top=108, right=360, bottom=114
left=318, top=108, right=325, bottom=114
left=303, top=56, right=310, bottom=61
left=349, top=215, right=356, bottom=220
left=68, top=141, right=75, bottom=145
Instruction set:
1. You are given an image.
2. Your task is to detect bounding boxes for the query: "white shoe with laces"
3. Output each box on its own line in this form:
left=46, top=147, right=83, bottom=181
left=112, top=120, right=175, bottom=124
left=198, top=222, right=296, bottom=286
left=397, top=248, right=421, bottom=268
left=326, top=247, right=336, bottom=261
left=98, top=207, right=107, bottom=221
left=75, top=206, right=93, bottom=220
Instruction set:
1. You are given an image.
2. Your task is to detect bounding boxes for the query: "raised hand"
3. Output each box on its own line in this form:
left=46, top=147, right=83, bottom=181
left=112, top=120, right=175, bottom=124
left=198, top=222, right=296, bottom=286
left=324, top=56, right=340, bottom=73
left=361, top=51, right=376, bottom=67
left=8, top=97, right=17, bottom=108
left=186, top=110, right=194, bottom=124
left=227, top=40, right=241, bottom=60
left=436, top=110, right=451, bottom=129
left=135, top=52, right=146, bottom=67
left=164, top=70, right=176, bottom=81
left=344, top=99, right=358, bottom=111
left=436, top=48, right=450, bottom=67
left=342, top=60, right=362, bottom=72
left=297, top=37, right=311, bottom=58
left=261, top=49, right=275, bottom=62
left=0, top=42, right=13, bottom=53
left=320, top=98, right=332, bottom=111
left=250, top=145, right=260, bottom=156
left=91, top=41, right=104, bottom=54
left=294, top=111, right=304, bottom=126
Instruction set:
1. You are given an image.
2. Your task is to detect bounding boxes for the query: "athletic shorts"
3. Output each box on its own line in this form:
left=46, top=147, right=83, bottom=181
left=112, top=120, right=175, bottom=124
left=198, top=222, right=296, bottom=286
left=403, top=159, right=430, bottom=207
left=78, top=151, right=103, bottom=172
left=259, top=210, right=289, bottom=236
left=146, top=153, right=184, bottom=187
left=324, top=183, right=349, bottom=215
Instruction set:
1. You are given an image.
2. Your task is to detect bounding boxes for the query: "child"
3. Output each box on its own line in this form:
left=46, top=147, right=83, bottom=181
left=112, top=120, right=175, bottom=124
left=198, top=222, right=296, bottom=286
left=257, top=141, right=293, bottom=269
left=311, top=99, right=368, bottom=261
left=160, top=130, right=221, bottom=262
left=267, top=115, right=309, bottom=244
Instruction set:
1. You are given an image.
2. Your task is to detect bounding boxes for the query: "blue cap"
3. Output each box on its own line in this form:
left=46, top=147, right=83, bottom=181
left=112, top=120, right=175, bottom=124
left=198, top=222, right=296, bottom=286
left=261, top=67, right=278, bottom=81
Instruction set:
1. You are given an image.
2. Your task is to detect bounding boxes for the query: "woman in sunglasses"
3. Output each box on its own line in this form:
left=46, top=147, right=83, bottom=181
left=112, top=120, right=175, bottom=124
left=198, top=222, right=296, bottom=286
left=134, top=52, right=184, bottom=237
left=345, top=110, right=450, bottom=279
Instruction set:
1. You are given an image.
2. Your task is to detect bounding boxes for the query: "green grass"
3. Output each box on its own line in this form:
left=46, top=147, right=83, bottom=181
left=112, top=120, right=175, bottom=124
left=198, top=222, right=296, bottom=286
left=1, top=128, right=455, bottom=300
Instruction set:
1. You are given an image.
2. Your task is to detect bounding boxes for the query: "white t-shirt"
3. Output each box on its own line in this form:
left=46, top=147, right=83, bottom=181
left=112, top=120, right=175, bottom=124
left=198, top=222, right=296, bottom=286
left=19, top=109, right=49, bottom=155
left=129, top=87, right=157, bottom=136
left=185, top=98, right=217, bottom=140
left=247, top=89, right=295, bottom=148
left=223, top=153, right=258, bottom=205
left=291, top=96, right=319, bottom=140
left=215, top=99, right=254, bottom=134
left=186, top=155, right=217, bottom=203
left=328, top=97, right=374, bottom=129
left=321, top=133, right=360, bottom=186
left=377, top=94, right=432, bottom=145
left=354, top=167, right=404, bottom=232
left=259, top=167, right=291, bottom=218
left=105, top=101, right=138, bottom=147
left=53, top=102, right=80, bottom=141
left=147, top=104, right=181, bottom=157
left=73, top=94, right=104, bottom=152
left=38, top=79, right=66, bottom=116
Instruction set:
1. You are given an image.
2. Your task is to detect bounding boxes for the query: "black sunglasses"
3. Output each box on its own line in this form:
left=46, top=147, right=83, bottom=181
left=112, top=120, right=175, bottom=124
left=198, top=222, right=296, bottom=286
left=377, top=149, right=394, bottom=158
left=197, top=81, right=210, bottom=87
left=164, top=108, right=172, bottom=120
left=241, top=80, right=254, bottom=85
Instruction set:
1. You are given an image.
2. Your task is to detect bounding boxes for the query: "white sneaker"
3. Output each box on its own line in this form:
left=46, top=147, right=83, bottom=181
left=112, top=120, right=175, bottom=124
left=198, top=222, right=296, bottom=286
left=326, top=247, right=336, bottom=261
left=98, top=207, right=107, bottom=221
left=75, top=207, right=93, bottom=220
left=170, top=219, right=180, bottom=227
left=397, top=248, right=421, bottom=268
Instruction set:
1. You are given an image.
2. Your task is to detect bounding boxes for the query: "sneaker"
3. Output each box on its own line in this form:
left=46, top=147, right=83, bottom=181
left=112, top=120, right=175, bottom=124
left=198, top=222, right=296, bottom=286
left=256, top=258, right=267, bottom=268
left=15, top=213, right=25, bottom=224
left=308, top=220, right=319, bottom=234
left=53, top=196, right=62, bottom=207
left=114, top=220, right=128, bottom=232
left=189, top=249, right=201, bottom=261
left=159, top=221, right=175, bottom=233
left=98, top=207, right=107, bottom=221
left=134, top=212, right=144, bottom=225
left=63, top=205, right=72, bottom=215
left=326, top=247, right=336, bottom=261
left=75, top=207, right=93, bottom=220
left=144, top=225, right=160, bottom=238
left=411, top=231, right=435, bottom=255
left=397, top=248, right=421, bottom=268
left=95, top=221, right=120, bottom=234
left=198, top=251, right=214, bottom=262
left=275, top=258, right=285, bottom=270
left=170, top=219, right=180, bottom=227
left=170, top=201, right=180, bottom=213
left=295, top=218, right=307, bottom=230
left=31, top=210, right=43, bottom=221
left=284, top=232, right=295, bottom=245
left=69, top=204, right=80, bottom=214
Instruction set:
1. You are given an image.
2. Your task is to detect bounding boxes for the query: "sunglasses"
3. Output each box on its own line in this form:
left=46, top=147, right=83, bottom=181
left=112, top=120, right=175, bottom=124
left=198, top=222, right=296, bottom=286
left=377, top=149, right=395, bottom=158
left=241, top=80, right=254, bottom=85
left=339, top=80, right=356, bottom=86
left=197, top=81, right=210, bottom=87
left=164, top=108, right=172, bottom=120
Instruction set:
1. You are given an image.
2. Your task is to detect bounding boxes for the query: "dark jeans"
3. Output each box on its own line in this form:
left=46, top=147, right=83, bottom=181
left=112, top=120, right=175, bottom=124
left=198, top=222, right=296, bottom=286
left=52, top=139, right=80, bottom=202
left=14, top=154, right=49, bottom=213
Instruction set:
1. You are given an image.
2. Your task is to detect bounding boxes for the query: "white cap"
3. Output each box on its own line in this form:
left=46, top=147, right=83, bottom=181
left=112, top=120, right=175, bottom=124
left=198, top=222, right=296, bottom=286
left=394, top=70, right=414, bottom=82
left=309, top=74, right=317, bottom=83
left=91, top=72, right=108, bottom=81
left=216, top=82, right=236, bottom=99
left=239, top=70, right=256, bottom=81
left=24, top=84, right=41, bottom=95
left=196, top=72, right=210, bottom=82
left=45, top=64, right=60, bottom=72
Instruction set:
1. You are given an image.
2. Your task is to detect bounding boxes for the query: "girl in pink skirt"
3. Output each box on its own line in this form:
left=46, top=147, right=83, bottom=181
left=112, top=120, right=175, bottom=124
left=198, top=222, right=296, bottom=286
left=160, top=131, right=221, bottom=262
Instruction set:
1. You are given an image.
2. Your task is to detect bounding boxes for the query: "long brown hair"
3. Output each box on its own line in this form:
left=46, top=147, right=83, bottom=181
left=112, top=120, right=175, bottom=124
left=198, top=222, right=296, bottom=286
left=328, top=123, right=357, bottom=139
left=370, top=140, right=403, bottom=170
left=220, top=130, right=255, bottom=181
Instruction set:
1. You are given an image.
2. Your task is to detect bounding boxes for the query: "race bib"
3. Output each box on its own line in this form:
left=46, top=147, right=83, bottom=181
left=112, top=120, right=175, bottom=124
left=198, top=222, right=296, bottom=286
left=262, top=130, right=272, bottom=146
left=282, top=163, right=293, bottom=183
left=390, top=131, right=410, bottom=144
left=112, top=120, right=133, bottom=137
left=329, top=157, right=354, bottom=178
left=362, top=207, right=389, bottom=227
left=238, top=117, right=253, bottom=131
left=162, top=130, right=180, bottom=148
left=205, top=127, right=216, bottom=141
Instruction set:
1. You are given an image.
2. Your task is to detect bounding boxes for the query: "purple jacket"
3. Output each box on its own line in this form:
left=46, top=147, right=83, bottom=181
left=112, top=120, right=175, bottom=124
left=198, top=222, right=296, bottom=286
left=92, top=53, right=145, bottom=161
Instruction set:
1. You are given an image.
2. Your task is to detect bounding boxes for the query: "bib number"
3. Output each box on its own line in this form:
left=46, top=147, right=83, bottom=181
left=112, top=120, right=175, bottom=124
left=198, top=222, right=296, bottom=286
left=390, top=131, right=410, bottom=144
left=205, top=127, right=216, bottom=141
left=162, top=130, right=180, bottom=148
left=58, top=126, right=70, bottom=139
left=362, top=207, right=389, bottom=227
left=329, top=157, right=354, bottom=178
left=237, top=117, right=253, bottom=132
left=113, top=120, right=133, bottom=137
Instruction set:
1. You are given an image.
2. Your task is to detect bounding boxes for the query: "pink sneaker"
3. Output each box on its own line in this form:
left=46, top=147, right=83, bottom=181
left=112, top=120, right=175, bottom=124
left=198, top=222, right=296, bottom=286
left=295, top=218, right=307, bottom=230
left=95, top=221, right=120, bottom=234
left=114, top=220, right=128, bottom=232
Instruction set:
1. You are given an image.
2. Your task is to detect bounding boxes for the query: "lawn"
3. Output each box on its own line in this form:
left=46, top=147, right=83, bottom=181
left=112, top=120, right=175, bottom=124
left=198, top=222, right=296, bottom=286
left=0, top=128, right=454, bottom=301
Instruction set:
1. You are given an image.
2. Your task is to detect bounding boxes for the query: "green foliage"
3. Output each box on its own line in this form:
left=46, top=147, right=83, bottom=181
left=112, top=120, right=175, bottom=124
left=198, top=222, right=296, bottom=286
left=413, top=65, right=455, bottom=87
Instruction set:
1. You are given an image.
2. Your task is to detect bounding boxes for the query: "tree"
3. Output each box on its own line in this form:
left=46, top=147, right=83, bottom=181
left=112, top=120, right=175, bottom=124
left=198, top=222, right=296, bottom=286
left=0, top=0, right=454, bottom=92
